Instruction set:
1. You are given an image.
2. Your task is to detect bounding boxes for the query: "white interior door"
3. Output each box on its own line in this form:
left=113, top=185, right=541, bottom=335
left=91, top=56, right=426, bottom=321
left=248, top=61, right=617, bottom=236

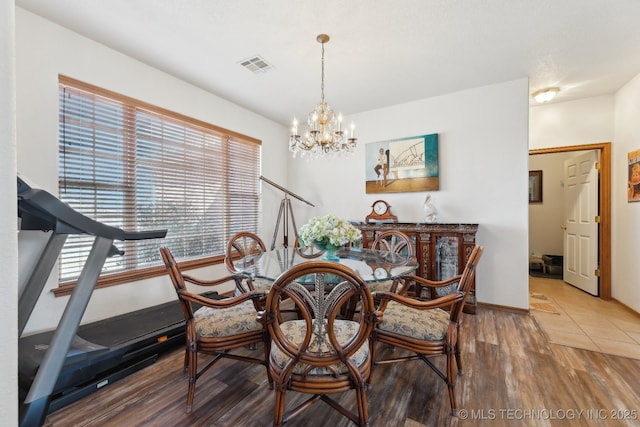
left=563, top=151, right=599, bottom=295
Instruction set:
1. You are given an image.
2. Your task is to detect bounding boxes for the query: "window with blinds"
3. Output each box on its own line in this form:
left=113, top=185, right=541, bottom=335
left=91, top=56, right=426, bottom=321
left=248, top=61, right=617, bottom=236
left=58, top=76, right=261, bottom=285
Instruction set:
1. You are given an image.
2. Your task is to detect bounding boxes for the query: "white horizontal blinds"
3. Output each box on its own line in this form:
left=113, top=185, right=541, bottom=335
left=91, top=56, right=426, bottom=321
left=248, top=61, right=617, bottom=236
left=58, top=77, right=261, bottom=282
left=59, top=85, right=130, bottom=280
left=135, top=109, right=228, bottom=260
left=228, top=138, right=261, bottom=236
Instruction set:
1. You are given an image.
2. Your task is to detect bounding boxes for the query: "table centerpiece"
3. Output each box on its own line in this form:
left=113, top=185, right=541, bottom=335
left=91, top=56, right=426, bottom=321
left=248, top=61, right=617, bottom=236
left=298, top=214, right=362, bottom=261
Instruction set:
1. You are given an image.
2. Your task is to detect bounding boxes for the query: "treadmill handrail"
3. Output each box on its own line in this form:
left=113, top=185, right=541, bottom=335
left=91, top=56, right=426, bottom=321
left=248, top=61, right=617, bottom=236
left=18, top=179, right=166, bottom=240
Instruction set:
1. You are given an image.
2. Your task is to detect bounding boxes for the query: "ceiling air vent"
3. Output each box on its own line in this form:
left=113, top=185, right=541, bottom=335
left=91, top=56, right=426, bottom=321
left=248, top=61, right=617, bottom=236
left=239, top=55, right=273, bottom=74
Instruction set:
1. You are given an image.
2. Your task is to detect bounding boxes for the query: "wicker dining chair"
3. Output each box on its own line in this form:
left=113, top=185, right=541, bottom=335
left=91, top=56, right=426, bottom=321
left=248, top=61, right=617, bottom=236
left=160, top=246, right=271, bottom=413
left=224, top=231, right=274, bottom=296
left=368, top=230, right=416, bottom=294
left=370, top=245, right=483, bottom=416
left=257, top=261, right=379, bottom=426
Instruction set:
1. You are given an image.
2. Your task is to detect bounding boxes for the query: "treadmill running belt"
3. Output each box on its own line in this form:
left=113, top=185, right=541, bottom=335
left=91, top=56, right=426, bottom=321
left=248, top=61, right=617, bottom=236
left=77, top=302, right=184, bottom=347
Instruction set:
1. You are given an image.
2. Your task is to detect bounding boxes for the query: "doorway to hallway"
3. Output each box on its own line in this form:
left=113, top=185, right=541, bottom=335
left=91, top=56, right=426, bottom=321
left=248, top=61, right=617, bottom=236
left=529, top=142, right=611, bottom=301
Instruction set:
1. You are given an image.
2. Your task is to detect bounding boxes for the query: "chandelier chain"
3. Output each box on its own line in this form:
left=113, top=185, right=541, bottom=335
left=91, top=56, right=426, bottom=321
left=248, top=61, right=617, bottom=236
left=320, top=42, right=325, bottom=104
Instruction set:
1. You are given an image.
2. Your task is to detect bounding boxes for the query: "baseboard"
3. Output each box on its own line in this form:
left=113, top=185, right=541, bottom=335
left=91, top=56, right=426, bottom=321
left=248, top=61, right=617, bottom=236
left=529, top=270, right=563, bottom=280
left=612, top=298, right=640, bottom=318
left=476, top=301, right=529, bottom=315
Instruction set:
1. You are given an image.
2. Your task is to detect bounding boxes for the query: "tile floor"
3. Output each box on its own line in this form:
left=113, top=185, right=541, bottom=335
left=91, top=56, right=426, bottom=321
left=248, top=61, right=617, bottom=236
left=529, top=275, right=640, bottom=360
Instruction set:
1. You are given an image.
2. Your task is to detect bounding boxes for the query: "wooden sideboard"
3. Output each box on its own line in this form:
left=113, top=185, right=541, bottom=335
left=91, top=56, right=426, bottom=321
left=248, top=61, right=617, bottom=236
left=352, top=222, right=479, bottom=314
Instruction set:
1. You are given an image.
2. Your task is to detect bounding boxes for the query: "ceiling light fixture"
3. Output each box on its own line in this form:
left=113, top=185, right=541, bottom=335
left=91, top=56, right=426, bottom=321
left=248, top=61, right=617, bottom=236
left=532, top=87, right=559, bottom=103
left=289, top=34, right=356, bottom=159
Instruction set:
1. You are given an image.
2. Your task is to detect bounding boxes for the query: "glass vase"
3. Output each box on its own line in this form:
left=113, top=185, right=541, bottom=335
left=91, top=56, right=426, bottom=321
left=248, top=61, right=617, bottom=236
left=315, top=242, right=342, bottom=261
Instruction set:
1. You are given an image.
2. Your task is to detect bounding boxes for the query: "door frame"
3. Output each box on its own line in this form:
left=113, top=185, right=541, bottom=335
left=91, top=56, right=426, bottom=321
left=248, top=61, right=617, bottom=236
left=529, top=142, right=611, bottom=300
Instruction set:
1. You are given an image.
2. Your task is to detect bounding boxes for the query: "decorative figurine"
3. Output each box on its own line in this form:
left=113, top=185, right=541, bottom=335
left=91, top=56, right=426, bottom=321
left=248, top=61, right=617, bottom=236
left=423, top=194, right=437, bottom=223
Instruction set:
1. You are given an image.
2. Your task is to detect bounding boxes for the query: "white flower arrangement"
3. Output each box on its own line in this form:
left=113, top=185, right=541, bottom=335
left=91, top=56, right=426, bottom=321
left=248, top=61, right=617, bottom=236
left=298, top=214, right=362, bottom=248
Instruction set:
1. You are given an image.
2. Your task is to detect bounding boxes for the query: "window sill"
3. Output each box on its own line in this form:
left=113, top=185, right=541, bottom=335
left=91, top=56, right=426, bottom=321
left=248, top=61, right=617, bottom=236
left=53, top=254, right=225, bottom=297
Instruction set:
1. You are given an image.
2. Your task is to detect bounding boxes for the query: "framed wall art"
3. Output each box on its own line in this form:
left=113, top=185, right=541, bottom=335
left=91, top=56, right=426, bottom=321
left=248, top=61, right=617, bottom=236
left=529, top=170, right=543, bottom=203
left=365, top=133, right=439, bottom=194
left=628, top=149, right=640, bottom=202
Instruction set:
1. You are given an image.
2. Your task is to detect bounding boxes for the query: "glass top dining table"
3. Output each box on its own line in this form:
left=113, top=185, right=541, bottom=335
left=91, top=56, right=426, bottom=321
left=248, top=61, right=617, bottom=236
left=233, top=246, right=418, bottom=284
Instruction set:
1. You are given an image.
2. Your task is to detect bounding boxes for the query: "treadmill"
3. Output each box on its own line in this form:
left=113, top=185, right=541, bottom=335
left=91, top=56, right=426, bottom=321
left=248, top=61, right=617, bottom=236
left=17, top=176, right=170, bottom=427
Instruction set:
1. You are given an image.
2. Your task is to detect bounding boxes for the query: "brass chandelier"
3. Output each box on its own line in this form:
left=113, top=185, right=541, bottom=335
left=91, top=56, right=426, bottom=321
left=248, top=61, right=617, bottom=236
left=289, top=34, right=357, bottom=159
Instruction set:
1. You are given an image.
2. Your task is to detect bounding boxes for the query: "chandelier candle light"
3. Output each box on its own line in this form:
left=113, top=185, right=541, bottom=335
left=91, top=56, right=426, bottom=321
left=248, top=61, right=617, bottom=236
left=289, top=34, right=357, bottom=159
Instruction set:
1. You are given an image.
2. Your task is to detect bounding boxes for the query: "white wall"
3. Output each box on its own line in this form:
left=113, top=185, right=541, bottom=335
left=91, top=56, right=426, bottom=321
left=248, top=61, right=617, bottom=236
left=16, top=8, right=289, bottom=334
left=1, top=1, right=19, bottom=425
left=529, top=95, right=614, bottom=149
left=287, top=79, right=531, bottom=310
left=613, top=73, right=640, bottom=313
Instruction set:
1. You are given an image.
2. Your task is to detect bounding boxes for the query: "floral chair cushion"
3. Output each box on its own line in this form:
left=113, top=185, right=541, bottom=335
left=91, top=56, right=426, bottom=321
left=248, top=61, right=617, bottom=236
left=378, top=301, right=450, bottom=341
left=194, top=300, right=262, bottom=338
left=270, top=319, right=369, bottom=376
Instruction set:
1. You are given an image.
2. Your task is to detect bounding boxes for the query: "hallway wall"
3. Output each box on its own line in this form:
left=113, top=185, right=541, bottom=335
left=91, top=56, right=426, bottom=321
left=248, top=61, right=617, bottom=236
left=613, top=73, right=640, bottom=312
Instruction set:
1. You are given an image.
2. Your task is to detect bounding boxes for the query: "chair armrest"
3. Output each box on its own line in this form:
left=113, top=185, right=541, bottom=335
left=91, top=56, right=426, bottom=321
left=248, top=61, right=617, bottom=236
left=180, top=288, right=266, bottom=309
left=375, top=290, right=463, bottom=312
left=182, top=273, right=246, bottom=288
left=401, top=274, right=462, bottom=289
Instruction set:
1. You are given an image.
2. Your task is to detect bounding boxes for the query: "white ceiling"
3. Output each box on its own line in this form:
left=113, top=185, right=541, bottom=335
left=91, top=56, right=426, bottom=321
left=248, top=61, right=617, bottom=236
left=16, top=0, right=640, bottom=126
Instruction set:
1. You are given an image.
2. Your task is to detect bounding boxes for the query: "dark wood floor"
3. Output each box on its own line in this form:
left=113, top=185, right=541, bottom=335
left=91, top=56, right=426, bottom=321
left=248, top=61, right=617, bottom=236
left=43, top=307, right=640, bottom=426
